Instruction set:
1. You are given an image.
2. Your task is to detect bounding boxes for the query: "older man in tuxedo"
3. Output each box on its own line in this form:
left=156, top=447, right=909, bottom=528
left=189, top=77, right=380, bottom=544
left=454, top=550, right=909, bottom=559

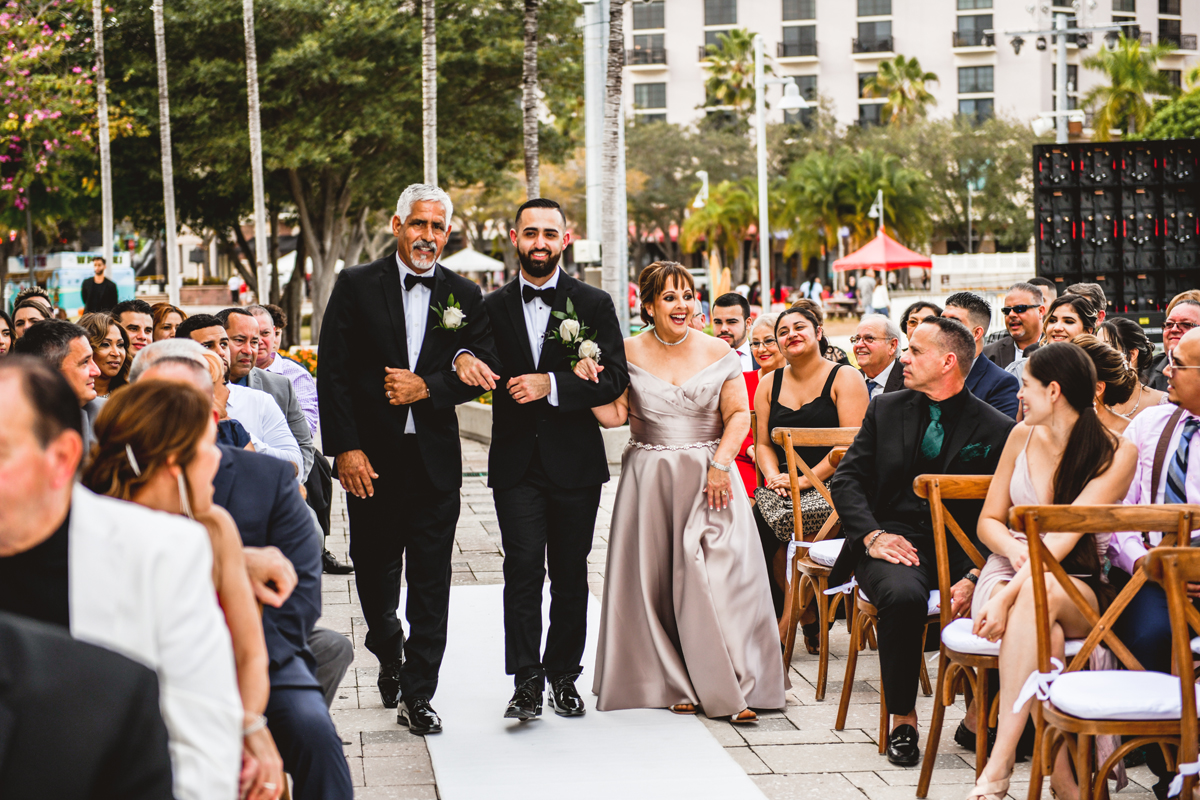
left=830, top=317, right=1013, bottom=767
left=319, top=183, right=497, bottom=735
left=853, top=313, right=904, bottom=400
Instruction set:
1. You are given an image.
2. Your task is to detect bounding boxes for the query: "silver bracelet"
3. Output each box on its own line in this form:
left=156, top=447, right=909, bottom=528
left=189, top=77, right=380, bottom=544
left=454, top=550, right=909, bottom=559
left=865, top=530, right=886, bottom=554
left=243, top=714, right=268, bottom=736
left=709, top=460, right=732, bottom=473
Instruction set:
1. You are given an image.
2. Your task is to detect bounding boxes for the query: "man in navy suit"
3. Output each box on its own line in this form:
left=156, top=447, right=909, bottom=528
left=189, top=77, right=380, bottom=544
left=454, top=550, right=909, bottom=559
left=941, top=292, right=1020, bottom=419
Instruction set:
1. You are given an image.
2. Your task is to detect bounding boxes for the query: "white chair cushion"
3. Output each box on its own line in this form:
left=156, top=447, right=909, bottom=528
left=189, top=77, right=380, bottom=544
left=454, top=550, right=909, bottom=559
left=808, top=539, right=844, bottom=567
left=1048, top=670, right=1200, bottom=721
left=1193, top=636, right=1199, bottom=655
left=858, top=588, right=940, bottom=616
left=939, top=619, right=1084, bottom=658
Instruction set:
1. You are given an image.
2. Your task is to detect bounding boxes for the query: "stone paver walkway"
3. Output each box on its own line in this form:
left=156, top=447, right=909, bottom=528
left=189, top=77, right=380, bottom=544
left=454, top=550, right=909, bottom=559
left=320, top=439, right=1161, bottom=800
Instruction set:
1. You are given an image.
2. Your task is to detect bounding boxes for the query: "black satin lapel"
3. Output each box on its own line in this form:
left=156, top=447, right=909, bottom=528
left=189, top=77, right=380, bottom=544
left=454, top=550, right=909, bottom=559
left=379, top=262, right=410, bottom=370
left=536, top=277, right=572, bottom=372
left=504, top=280, right=535, bottom=372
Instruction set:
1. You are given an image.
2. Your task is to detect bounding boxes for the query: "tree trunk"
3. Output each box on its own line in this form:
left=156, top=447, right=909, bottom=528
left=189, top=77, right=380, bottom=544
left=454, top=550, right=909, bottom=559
left=601, top=0, right=627, bottom=327
left=243, top=0, right=270, bottom=301
left=288, top=167, right=356, bottom=343
left=269, top=205, right=280, bottom=304
left=230, top=225, right=261, bottom=295
left=522, top=0, right=540, bottom=198
left=151, top=0, right=181, bottom=306
left=93, top=0, right=113, bottom=265
left=422, top=0, right=437, bottom=185
left=342, top=206, right=371, bottom=269
left=281, top=229, right=304, bottom=349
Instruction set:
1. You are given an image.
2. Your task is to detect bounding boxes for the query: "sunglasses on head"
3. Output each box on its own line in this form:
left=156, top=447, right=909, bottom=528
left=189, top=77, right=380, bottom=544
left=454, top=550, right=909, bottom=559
left=1001, top=305, right=1039, bottom=315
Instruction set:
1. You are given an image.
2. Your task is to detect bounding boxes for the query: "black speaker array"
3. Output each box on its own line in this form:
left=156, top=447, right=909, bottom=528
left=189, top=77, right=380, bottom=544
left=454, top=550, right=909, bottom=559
left=1034, top=139, right=1200, bottom=316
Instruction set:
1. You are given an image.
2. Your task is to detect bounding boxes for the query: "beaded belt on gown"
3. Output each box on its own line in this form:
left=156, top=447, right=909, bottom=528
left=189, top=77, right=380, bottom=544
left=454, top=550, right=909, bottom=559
left=625, top=438, right=721, bottom=452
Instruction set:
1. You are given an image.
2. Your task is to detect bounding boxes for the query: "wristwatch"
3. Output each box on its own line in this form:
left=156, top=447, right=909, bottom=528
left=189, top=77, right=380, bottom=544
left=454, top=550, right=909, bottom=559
left=964, top=572, right=979, bottom=584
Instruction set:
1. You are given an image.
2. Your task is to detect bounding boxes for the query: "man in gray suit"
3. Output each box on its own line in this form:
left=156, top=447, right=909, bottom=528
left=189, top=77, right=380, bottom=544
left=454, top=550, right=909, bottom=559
left=220, top=307, right=315, bottom=478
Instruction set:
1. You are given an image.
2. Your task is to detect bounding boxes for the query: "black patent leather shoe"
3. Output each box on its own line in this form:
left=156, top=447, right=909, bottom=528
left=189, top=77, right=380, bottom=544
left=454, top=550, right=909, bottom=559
left=504, top=678, right=543, bottom=721
left=547, top=674, right=586, bottom=717
left=377, top=658, right=403, bottom=709
left=953, top=719, right=996, bottom=756
left=322, top=549, right=354, bottom=574
left=886, top=724, right=920, bottom=767
left=398, top=698, right=442, bottom=735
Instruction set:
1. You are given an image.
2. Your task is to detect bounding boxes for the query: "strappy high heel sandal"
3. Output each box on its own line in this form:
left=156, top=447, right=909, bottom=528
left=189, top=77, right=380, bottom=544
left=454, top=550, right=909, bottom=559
left=966, top=773, right=1010, bottom=800
left=730, top=709, right=757, bottom=725
left=669, top=703, right=698, bottom=715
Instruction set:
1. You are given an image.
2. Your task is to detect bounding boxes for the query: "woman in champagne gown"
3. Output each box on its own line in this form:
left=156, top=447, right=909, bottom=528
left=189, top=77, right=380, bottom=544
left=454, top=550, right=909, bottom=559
left=577, top=262, right=786, bottom=721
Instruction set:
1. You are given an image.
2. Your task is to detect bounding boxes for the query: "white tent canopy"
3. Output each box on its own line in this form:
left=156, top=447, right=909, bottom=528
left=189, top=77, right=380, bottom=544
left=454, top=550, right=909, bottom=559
left=440, top=247, right=504, bottom=273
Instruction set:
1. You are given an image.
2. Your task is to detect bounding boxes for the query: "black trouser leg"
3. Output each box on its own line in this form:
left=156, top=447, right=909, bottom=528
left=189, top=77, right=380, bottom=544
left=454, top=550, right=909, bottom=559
left=754, top=504, right=785, bottom=617
left=305, top=451, right=333, bottom=540
left=494, top=451, right=602, bottom=685
left=854, top=543, right=936, bottom=718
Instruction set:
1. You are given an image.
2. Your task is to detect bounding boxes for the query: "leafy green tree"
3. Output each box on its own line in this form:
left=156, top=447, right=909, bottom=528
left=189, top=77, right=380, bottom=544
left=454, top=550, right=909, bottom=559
left=775, top=149, right=850, bottom=269
left=1082, top=35, right=1178, bottom=141
left=679, top=178, right=757, bottom=285
left=701, top=28, right=767, bottom=128
left=1141, top=90, right=1200, bottom=140
left=840, top=149, right=929, bottom=248
left=861, top=54, right=938, bottom=127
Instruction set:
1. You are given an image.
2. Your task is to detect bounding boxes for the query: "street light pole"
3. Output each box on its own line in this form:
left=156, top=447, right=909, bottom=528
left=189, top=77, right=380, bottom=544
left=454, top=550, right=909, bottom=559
left=1055, top=13, right=1068, bottom=144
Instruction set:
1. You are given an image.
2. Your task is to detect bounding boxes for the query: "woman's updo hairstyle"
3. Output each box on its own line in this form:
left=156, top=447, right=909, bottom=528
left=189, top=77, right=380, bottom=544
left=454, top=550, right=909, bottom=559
left=637, top=261, right=695, bottom=326
left=1071, top=333, right=1137, bottom=406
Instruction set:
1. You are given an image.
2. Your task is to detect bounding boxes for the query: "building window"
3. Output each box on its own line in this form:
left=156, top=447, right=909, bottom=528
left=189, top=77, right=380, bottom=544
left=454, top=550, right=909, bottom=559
left=858, top=0, right=891, bottom=15
left=705, top=29, right=732, bottom=49
left=859, top=103, right=884, bottom=126
left=955, top=14, right=993, bottom=46
left=957, top=0, right=992, bottom=7
left=1160, top=0, right=1180, bottom=15
left=1160, top=18, right=1182, bottom=48
left=1113, top=0, right=1135, bottom=10
left=783, top=0, right=816, bottom=21
left=959, top=97, right=994, bottom=123
left=636, top=113, right=667, bottom=125
left=1050, top=63, right=1079, bottom=110
left=1164, top=69, right=1182, bottom=89
left=704, top=0, right=736, bottom=26
left=632, top=1, right=664, bottom=30
left=631, top=34, right=666, bottom=64
left=633, top=82, right=666, bottom=110
left=859, top=71, right=877, bottom=98
left=958, top=65, right=994, bottom=94
left=784, top=75, right=818, bottom=126
left=781, top=25, right=817, bottom=56
left=856, top=20, right=892, bottom=51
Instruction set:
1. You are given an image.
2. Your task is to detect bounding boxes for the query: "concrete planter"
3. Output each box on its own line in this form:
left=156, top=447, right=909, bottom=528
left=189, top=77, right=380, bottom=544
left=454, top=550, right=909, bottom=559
left=456, top=401, right=629, bottom=472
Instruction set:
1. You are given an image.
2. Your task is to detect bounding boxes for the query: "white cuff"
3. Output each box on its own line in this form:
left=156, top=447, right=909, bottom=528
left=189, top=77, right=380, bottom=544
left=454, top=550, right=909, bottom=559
left=451, top=349, right=474, bottom=372
left=548, top=373, right=559, bottom=407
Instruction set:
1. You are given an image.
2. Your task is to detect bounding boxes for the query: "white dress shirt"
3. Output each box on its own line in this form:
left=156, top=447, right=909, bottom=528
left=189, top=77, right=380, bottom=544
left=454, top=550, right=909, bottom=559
left=518, top=269, right=561, bottom=406
left=226, top=383, right=302, bottom=475
left=865, top=359, right=895, bottom=399
left=733, top=343, right=755, bottom=372
left=397, top=255, right=435, bottom=433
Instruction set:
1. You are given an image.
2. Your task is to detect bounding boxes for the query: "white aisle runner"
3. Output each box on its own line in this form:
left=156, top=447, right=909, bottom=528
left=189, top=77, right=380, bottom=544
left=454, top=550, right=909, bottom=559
left=419, top=583, right=768, bottom=800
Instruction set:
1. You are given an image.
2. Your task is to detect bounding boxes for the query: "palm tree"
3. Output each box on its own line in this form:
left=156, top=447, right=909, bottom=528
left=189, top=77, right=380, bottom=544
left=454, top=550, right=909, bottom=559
left=243, top=0, right=269, bottom=301
left=422, top=0, right=437, bottom=184
left=841, top=149, right=930, bottom=248
left=92, top=0, right=113, bottom=266
left=151, top=0, right=180, bottom=305
left=862, top=54, right=938, bottom=127
left=776, top=150, right=850, bottom=268
left=522, top=0, right=539, bottom=199
left=680, top=180, right=757, bottom=285
left=601, top=0, right=628, bottom=332
left=702, top=29, right=766, bottom=119
left=1082, top=35, right=1178, bottom=140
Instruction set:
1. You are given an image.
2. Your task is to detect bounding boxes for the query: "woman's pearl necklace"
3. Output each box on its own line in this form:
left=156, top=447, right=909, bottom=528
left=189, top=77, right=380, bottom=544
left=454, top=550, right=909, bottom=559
left=652, top=324, right=689, bottom=347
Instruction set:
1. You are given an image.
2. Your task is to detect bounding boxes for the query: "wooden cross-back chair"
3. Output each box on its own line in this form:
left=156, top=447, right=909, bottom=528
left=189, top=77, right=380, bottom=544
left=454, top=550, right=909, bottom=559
left=913, top=474, right=994, bottom=797
left=1009, top=504, right=1200, bottom=800
left=771, top=426, right=859, bottom=700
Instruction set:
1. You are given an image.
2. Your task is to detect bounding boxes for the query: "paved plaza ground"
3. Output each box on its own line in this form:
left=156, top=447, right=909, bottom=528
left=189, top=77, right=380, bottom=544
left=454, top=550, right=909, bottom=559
left=319, top=438, right=1163, bottom=800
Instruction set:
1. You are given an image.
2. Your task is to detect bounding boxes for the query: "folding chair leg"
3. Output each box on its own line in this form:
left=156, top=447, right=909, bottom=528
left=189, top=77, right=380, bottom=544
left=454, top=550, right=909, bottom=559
left=974, top=667, right=990, bottom=778
left=878, top=681, right=889, bottom=755
left=1075, top=734, right=1094, bottom=800
left=865, top=624, right=878, bottom=651
left=834, top=607, right=864, bottom=730
left=917, top=653, right=951, bottom=798
left=918, top=651, right=933, bottom=697
left=814, top=578, right=833, bottom=701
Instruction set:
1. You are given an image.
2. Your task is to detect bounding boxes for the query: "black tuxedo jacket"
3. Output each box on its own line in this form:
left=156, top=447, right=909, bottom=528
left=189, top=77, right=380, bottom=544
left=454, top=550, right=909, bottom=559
left=214, top=444, right=322, bottom=690
left=318, top=256, right=498, bottom=492
left=828, top=388, right=1015, bottom=586
left=484, top=273, right=630, bottom=491
left=982, top=337, right=1038, bottom=370
left=0, top=611, right=174, bottom=799
left=860, top=359, right=906, bottom=394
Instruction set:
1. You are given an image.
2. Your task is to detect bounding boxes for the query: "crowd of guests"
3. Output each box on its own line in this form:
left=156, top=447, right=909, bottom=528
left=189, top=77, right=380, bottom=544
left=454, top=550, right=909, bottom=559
left=0, top=288, right=355, bottom=798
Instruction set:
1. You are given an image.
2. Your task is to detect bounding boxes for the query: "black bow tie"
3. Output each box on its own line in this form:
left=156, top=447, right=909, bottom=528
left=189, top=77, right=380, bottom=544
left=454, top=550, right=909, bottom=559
left=404, top=273, right=436, bottom=292
left=522, top=284, right=556, bottom=305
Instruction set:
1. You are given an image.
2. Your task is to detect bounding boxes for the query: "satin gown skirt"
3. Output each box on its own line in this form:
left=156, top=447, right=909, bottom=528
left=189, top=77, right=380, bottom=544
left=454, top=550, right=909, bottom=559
left=592, top=354, right=787, bottom=718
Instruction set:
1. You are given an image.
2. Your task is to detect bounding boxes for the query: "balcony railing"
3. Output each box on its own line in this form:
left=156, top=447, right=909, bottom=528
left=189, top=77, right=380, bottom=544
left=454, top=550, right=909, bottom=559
left=1161, top=33, right=1198, bottom=50
left=627, top=47, right=667, bottom=65
left=952, top=30, right=993, bottom=47
left=777, top=40, right=817, bottom=57
left=852, top=36, right=893, bottom=53
left=698, top=45, right=711, bottom=60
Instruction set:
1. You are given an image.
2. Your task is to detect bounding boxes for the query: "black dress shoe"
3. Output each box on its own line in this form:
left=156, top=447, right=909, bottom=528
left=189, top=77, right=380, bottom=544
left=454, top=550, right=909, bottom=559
left=377, top=658, right=403, bottom=709
left=322, top=549, right=354, bottom=574
left=398, top=698, right=442, bottom=735
left=504, top=678, right=543, bottom=721
left=886, top=724, right=920, bottom=767
left=953, top=719, right=996, bottom=755
left=547, top=674, right=586, bottom=717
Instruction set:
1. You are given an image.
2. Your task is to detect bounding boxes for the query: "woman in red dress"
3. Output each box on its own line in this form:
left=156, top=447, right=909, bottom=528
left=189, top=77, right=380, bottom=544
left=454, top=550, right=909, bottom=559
left=736, top=313, right=786, bottom=496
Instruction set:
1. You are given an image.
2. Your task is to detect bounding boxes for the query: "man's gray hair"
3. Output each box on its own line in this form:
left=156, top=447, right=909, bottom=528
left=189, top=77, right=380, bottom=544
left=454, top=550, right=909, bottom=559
left=129, top=338, right=210, bottom=383
left=395, top=184, right=453, bottom=226
left=860, top=313, right=902, bottom=342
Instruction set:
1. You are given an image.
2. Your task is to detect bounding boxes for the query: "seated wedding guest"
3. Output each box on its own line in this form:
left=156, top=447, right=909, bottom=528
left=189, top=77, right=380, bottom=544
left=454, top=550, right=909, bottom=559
left=711, top=292, right=756, bottom=371
left=1097, top=317, right=1168, bottom=416
left=969, top=342, right=1136, bottom=800
left=249, top=304, right=319, bottom=435
left=901, top=300, right=942, bottom=344
left=854, top=313, right=904, bottom=399
left=1073, top=334, right=1139, bottom=434
left=112, top=298, right=155, bottom=353
left=982, top=283, right=1044, bottom=368
left=11, top=298, right=50, bottom=339
left=791, top=298, right=851, bottom=364
left=1145, top=296, right=1200, bottom=391
left=941, top=292, right=1021, bottom=418
left=0, top=309, right=11, bottom=355
left=1043, top=294, right=1098, bottom=343
left=737, top=312, right=783, bottom=498
left=754, top=305, right=870, bottom=622
left=11, top=319, right=103, bottom=452
left=829, top=316, right=1013, bottom=767
left=133, top=350, right=354, bottom=800
left=79, top=312, right=130, bottom=398
left=1064, top=282, right=1107, bottom=323
left=13, top=286, right=54, bottom=315
left=83, top=380, right=285, bottom=800
left=1028, top=276, right=1057, bottom=305
left=0, top=356, right=242, bottom=800
left=0, top=611, right=174, bottom=800
left=151, top=302, right=187, bottom=341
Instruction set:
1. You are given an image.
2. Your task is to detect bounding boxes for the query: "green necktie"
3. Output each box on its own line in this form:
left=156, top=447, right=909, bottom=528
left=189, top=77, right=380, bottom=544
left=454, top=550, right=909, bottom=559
left=920, top=402, right=944, bottom=460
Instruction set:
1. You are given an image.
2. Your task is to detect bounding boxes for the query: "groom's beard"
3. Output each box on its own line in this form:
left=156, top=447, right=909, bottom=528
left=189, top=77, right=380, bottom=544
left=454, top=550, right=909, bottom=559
left=518, top=246, right=561, bottom=279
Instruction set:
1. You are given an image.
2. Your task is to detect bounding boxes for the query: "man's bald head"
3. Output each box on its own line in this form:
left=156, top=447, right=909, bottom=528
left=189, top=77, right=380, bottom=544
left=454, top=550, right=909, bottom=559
left=138, top=360, right=214, bottom=399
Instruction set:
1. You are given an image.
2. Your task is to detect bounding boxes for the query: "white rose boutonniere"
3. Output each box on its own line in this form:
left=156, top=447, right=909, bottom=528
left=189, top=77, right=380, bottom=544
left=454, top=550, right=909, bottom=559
left=550, top=298, right=600, bottom=368
left=433, top=294, right=467, bottom=331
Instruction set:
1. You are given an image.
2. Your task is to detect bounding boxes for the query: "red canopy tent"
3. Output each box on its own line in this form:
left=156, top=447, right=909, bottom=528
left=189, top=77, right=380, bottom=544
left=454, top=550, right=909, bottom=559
left=831, top=231, right=932, bottom=271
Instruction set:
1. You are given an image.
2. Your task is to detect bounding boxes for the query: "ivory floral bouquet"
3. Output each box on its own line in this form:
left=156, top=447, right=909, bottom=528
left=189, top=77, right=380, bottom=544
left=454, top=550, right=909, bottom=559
left=550, top=298, right=601, bottom=368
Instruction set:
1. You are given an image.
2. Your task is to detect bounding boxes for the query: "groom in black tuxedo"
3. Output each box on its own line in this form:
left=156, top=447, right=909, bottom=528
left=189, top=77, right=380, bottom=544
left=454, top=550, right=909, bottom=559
left=455, top=198, right=628, bottom=720
left=829, top=316, right=1013, bottom=767
left=318, top=184, right=497, bottom=735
